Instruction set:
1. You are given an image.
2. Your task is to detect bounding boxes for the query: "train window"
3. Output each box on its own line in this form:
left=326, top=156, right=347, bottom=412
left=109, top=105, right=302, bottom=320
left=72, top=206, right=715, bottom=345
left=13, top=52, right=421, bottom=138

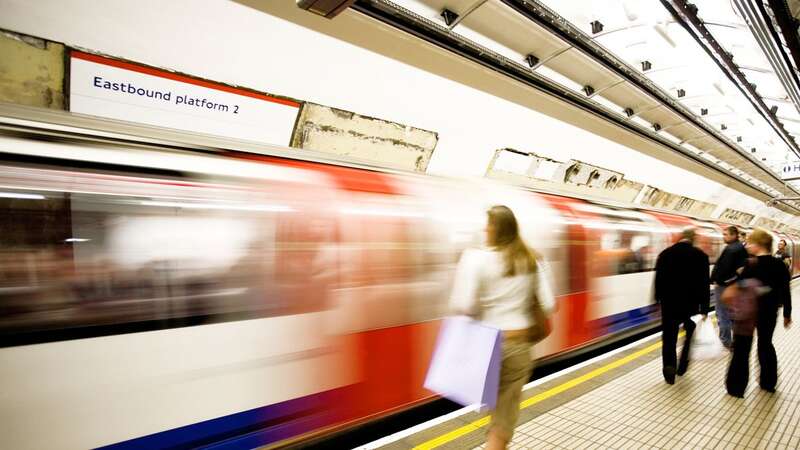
left=578, top=206, right=668, bottom=276
left=596, top=228, right=656, bottom=274
left=0, top=169, right=335, bottom=345
left=695, top=224, right=724, bottom=264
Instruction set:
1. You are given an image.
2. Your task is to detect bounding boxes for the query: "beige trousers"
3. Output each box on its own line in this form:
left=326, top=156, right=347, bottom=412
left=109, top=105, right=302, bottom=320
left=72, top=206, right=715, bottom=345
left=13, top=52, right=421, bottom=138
left=489, top=338, right=534, bottom=441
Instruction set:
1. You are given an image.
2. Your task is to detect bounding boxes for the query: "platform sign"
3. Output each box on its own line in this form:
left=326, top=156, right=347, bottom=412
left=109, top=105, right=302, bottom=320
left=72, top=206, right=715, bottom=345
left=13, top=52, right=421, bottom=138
left=781, top=161, right=800, bottom=181
left=69, top=51, right=300, bottom=145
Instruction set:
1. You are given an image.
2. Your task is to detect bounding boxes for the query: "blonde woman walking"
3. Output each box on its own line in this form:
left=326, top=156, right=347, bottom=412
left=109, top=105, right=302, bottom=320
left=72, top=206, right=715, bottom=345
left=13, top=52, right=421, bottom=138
left=450, top=205, right=555, bottom=450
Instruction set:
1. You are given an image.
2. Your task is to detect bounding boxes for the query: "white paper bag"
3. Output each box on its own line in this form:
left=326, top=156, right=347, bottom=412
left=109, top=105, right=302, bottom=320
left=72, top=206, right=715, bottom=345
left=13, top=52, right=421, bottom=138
left=423, top=316, right=502, bottom=408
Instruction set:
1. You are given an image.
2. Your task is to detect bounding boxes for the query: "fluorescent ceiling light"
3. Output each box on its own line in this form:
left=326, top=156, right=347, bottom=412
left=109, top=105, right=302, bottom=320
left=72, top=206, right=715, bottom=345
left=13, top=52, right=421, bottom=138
left=535, top=65, right=585, bottom=92
left=64, top=238, right=91, bottom=243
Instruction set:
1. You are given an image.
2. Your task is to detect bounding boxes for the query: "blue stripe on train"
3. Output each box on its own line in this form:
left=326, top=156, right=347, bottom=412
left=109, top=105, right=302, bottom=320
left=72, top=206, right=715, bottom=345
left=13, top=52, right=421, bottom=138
left=595, top=287, right=719, bottom=334
left=98, top=388, right=346, bottom=450
left=594, top=304, right=660, bottom=334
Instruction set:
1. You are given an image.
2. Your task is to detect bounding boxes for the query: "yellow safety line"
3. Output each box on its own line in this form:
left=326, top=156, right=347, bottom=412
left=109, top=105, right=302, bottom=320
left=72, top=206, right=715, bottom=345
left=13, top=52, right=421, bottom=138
left=413, top=334, right=677, bottom=450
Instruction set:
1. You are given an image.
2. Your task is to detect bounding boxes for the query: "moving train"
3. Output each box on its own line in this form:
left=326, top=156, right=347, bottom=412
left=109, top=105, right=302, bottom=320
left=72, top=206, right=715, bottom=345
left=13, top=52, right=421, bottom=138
left=0, top=123, right=797, bottom=449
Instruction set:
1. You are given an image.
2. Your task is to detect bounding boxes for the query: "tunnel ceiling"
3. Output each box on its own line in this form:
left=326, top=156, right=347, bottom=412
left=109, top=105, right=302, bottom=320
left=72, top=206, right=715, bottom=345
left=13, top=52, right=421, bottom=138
left=351, top=0, right=800, bottom=210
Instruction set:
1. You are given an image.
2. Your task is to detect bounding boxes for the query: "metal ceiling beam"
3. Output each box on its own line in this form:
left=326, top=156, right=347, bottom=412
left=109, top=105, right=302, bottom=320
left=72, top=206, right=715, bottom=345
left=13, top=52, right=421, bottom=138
left=350, top=0, right=800, bottom=214
left=761, top=0, right=800, bottom=109
left=735, top=1, right=800, bottom=116
left=663, top=1, right=800, bottom=162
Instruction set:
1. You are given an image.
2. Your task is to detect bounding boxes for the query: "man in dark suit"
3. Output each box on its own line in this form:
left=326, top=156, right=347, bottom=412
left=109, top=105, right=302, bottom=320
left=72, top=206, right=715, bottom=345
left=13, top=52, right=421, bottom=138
left=654, top=228, right=710, bottom=384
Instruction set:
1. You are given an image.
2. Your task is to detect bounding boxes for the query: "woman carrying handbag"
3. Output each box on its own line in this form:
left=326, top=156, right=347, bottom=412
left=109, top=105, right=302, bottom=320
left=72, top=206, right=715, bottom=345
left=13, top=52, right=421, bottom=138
left=724, top=228, right=792, bottom=398
left=451, top=205, right=556, bottom=450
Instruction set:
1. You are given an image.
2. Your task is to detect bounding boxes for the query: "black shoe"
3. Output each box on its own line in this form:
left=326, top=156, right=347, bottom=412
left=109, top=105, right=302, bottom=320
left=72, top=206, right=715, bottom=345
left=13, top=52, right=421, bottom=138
left=727, top=390, right=744, bottom=398
left=676, top=364, right=688, bottom=376
left=663, top=367, right=676, bottom=385
left=760, top=385, right=776, bottom=393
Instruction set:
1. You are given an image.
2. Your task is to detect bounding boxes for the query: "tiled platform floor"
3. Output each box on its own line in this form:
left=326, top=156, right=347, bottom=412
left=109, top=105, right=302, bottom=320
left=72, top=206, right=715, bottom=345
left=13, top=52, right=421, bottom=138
left=495, top=316, right=800, bottom=450
left=375, top=284, right=800, bottom=450
left=479, top=288, right=800, bottom=449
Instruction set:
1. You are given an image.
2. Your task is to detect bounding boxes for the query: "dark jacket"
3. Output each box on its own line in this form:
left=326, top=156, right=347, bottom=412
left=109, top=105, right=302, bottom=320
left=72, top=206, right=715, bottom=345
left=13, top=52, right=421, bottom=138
left=654, top=241, right=710, bottom=319
left=711, top=240, right=748, bottom=286
left=741, top=255, right=792, bottom=320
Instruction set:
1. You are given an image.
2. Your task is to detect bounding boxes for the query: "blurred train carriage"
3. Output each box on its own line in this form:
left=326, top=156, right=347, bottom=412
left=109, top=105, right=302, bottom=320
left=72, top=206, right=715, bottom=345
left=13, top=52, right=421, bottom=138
left=1, top=128, right=799, bottom=449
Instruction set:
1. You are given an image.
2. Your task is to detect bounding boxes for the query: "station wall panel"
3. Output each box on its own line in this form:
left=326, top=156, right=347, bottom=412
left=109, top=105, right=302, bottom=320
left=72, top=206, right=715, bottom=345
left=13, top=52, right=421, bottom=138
left=0, top=30, right=64, bottom=109
left=290, top=103, right=438, bottom=172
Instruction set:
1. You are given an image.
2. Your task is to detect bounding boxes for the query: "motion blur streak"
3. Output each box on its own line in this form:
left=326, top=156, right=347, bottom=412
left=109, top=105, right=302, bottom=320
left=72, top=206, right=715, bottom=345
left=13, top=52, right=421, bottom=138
left=0, top=136, right=798, bottom=449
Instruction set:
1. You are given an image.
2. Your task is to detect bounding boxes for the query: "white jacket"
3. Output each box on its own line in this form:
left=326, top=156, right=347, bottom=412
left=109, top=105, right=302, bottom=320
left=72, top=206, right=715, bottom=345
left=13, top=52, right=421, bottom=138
left=450, top=249, right=556, bottom=330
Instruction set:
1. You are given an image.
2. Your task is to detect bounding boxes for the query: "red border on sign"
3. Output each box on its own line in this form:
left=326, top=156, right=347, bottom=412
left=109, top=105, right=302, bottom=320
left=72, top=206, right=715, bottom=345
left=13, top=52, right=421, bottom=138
left=72, top=50, right=301, bottom=108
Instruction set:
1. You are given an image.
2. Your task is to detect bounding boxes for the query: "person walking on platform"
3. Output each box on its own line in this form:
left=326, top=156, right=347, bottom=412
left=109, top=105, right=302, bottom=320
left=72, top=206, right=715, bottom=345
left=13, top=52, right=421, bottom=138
left=654, top=228, right=710, bottom=384
left=711, top=225, right=748, bottom=349
left=450, top=205, right=555, bottom=450
left=725, top=229, right=792, bottom=398
left=775, top=239, right=792, bottom=271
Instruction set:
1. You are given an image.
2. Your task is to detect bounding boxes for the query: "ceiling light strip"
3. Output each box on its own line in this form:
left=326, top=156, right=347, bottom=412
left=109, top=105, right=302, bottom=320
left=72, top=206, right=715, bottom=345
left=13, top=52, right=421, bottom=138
left=734, top=0, right=800, bottom=115
left=662, top=0, right=800, bottom=162
left=501, top=0, right=794, bottom=197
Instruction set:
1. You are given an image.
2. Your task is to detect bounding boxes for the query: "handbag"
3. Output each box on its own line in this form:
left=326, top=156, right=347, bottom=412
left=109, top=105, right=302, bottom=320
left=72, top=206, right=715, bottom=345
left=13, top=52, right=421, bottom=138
left=721, top=279, right=761, bottom=336
left=527, top=297, right=551, bottom=343
left=527, top=263, right=553, bottom=343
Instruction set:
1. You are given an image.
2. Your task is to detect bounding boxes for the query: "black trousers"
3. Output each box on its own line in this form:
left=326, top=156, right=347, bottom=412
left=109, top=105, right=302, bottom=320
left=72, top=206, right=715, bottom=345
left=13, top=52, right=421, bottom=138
left=662, top=315, right=696, bottom=377
left=726, top=310, right=778, bottom=395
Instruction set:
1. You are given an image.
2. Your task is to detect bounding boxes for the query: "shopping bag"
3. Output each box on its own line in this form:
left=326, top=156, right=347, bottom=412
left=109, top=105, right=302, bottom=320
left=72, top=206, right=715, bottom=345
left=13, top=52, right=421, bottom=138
left=690, top=317, right=725, bottom=360
left=423, top=316, right=502, bottom=409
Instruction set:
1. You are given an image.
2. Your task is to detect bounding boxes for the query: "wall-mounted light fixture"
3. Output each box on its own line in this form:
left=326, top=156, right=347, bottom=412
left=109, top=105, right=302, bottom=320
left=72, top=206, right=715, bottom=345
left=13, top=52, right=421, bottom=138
left=441, top=8, right=458, bottom=26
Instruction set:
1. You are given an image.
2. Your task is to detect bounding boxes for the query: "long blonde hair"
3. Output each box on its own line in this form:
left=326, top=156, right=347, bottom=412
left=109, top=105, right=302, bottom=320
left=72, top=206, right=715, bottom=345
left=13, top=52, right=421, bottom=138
left=487, top=205, right=537, bottom=276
